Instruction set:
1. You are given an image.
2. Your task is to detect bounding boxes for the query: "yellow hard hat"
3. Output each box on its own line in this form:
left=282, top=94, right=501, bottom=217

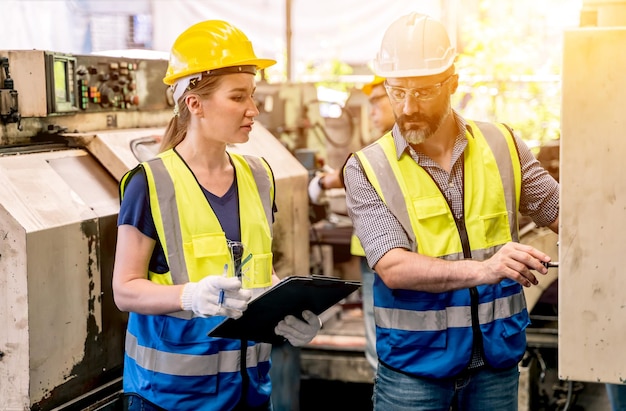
left=362, top=75, right=385, bottom=95
left=163, top=20, right=276, bottom=85
left=374, top=13, right=456, bottom=78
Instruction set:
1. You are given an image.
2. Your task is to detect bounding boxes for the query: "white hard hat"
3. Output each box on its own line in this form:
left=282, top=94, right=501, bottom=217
left=373, top=12, right=456, bottom=78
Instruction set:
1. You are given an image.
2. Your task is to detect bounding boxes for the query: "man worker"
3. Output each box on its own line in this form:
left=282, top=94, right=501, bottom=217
left=343, top=12, right=559, bottom=411
left=308, top=76, right=395, bottom=372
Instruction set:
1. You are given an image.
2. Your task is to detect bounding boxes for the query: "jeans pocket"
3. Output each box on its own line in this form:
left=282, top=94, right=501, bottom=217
left=125, top=394, right=165, bottom=411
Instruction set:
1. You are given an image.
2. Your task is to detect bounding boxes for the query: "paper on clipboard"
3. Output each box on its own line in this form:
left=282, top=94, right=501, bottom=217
left=208, top=275, right=361, bottom=344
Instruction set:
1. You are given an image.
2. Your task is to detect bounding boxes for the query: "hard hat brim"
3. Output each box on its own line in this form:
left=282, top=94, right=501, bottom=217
left=163, top=58, right=276, bottom=85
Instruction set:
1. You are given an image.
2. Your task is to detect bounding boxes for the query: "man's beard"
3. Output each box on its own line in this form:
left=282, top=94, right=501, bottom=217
left=398, top=101, right=450, bottom=145
left=403, top=127, right=428, bottom=145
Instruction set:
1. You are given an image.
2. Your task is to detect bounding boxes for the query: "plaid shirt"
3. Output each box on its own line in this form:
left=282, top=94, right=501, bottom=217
left=343, top=110, right=560, bottom=369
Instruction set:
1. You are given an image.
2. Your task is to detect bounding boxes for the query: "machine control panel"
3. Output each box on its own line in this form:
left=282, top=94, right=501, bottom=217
left=0, top=50, right=173, bottom=119
left=75, top=58, right=140, bottom=111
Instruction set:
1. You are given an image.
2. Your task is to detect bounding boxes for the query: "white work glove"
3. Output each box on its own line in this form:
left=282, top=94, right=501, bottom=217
left=274, top=310, right=321, bottom=347
left=180, top=275, right=252, bottom=319
left=307, top=174, right=327, bottom=206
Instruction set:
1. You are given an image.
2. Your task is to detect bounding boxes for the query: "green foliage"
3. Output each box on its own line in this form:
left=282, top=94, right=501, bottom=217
left=306, top=59, right=355, bottom=93
left=454, top=2, right=563, bottom=146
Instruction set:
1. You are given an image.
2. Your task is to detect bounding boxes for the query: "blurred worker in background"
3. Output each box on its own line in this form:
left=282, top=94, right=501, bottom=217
left=309, top=76, right=394, bottom=193
left=343, top=12, right=559, bottom=411
left=112, top=20, right=320, bottom=411
left=308, top=75, right=395, bottom=373
left=362, top=76, right=396, bottom=146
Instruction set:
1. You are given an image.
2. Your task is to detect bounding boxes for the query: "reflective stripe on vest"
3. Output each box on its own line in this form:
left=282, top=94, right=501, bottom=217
left=141, top=150, right=274, bottom=289
left=375, top=291, right=527, bottom=331
left=354, top=120, right=527, bottom=378
left=125, top=331, right=271, bottom=376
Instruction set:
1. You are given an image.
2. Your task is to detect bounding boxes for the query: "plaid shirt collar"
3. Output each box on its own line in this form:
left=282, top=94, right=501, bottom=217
left=390, top=109, right=470, bottom=165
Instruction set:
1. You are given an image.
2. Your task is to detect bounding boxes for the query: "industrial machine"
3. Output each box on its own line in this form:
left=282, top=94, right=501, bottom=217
left=518, top=4, right=626, bottom=409
left=559, top=0, right=626, bottom=385
left=0, top=50, right=309, bottom=410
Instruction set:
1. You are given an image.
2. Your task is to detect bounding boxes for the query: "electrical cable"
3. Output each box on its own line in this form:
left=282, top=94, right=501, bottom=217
left=303, top=99, right=354, bottom=148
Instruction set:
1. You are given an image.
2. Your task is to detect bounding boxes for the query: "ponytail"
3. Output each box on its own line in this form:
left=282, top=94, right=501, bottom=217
left=160, top=115, right=186, bottom=153
left=159, top=74, right=223, bottom=153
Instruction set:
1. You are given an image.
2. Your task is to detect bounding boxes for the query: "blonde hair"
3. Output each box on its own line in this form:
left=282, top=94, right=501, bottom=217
left=160, top=74, right=224, bottom=153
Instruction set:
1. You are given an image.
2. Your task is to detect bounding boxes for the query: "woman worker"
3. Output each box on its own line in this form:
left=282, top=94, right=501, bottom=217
left=112, top=20, right=321, bottom=411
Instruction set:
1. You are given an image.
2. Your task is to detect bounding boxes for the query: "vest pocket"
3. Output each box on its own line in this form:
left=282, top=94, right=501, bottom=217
left=479, top=211, right=511, bottom=247
left=244, top=253, right=273, bottom=289
left=479, top=280, right=529, bottom=366
left=413, top=195, right=450, bottom=222
left=482, top=310, right=529, bottom=368
left=190, top=233, right=229, bottom=257
left=412, top=196, right=456, bottom=255
left=500, top=310, right=530, bottom=338
left=184, top=233, right=231, bottom=279
left=495, top=280, right=529, bottom=338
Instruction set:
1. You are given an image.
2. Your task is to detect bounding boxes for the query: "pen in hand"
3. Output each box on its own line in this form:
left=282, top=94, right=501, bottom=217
left=217, top=263, right=228, bottom=309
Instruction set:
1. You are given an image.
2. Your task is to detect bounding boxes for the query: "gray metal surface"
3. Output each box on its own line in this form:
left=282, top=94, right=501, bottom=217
left=0, top=149, right=126, bottom=409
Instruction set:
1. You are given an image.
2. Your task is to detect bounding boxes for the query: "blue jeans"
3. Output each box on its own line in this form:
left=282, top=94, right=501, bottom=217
left=125, top=395, right=165, bottom=411
left=360, top=257, right=377, bottom=373
left=373, top=362, right=519, bottom=411
left=606, top=384, right=626, bottom=411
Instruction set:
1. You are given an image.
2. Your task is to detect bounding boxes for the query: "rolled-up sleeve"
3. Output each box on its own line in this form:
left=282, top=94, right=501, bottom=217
left=514, top=134, right=560, bottom=227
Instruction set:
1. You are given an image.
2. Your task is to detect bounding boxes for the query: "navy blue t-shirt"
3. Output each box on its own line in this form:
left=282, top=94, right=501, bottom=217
left=117, top=167, right=241, bottom=274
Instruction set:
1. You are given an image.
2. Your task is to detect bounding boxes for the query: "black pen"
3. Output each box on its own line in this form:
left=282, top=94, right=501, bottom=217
left=541, top=261, right=559, bottom=268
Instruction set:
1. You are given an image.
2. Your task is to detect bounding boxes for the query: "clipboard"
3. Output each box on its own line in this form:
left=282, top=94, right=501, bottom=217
left=208, top=275, right=361, bottom=344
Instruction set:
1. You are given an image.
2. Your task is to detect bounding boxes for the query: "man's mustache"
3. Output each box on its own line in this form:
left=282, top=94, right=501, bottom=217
left=398, top=114, right=431, bottom=127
